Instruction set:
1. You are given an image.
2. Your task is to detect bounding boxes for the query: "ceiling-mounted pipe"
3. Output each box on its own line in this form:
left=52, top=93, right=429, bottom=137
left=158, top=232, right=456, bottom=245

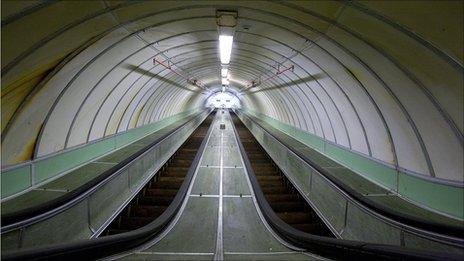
left=153, top=58, right=206, bottom=90
left=242, top=64, right=294, bottom=92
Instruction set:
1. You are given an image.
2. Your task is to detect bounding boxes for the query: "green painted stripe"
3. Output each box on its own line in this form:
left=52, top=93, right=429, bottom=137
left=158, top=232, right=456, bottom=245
left=324, top=143, right=397, bottom=190
left=1, top=108, right=203, bottom=198
left=398, top=172, right=464, bottom=219
left=245, top=109, right=396, bottom=189
left=34, top=138, right=115, bottom=183
left=242, top=109, right=463, bottom=220
left=1, top=166, right=32, bottom=198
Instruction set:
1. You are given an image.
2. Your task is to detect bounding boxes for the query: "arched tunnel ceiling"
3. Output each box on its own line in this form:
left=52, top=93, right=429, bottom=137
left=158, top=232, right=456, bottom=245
left=1, top=1, right=463, bottom=184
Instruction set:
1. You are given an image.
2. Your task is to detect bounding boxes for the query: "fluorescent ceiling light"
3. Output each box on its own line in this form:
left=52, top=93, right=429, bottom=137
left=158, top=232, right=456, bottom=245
left=222, top=78, right=229, bottom=85
left=219, top=35, right=233, bottom=64
left=221, top=68, right=228, bottom=78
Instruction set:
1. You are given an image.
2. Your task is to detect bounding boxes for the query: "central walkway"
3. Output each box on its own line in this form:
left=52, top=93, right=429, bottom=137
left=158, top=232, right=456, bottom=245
left=116, top=110, right=325, bottom=260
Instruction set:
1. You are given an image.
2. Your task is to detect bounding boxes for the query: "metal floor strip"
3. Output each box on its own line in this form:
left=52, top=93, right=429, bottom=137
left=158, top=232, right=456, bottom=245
left=213, top=114, right=225, bottom=261
left=190, top=194, right=252, bottom=198
left=136, top=252, right=214, bottom=255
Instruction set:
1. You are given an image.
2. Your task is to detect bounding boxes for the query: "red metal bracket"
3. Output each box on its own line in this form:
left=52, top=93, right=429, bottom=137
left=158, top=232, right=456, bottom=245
left=245, top=64, right=294, bottom=90
left=153, top=58, right=205, bottom=89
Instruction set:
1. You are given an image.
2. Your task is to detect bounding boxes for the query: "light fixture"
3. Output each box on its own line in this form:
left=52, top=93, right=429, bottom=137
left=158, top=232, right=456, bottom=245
left=217, top=10, right=236, bottom=90
left=219, top=35, right=233, bottom=64
left=221, top=68, right=228, bottom=78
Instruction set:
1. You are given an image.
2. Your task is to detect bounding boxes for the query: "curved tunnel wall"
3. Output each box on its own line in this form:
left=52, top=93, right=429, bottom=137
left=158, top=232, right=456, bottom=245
left=1, top=1, right=463, bottom=213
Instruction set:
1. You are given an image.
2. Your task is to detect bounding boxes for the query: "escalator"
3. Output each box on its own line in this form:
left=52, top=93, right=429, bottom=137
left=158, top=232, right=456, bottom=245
left=2, top=109, right=462, bottom=261
left=235, top=116, right=334, bottom=237
left=231, top=109, right=464, bottom=245
left=103, top=118, right=212, bottom=235
left=2, top=111, right=217, bottom=261
left=229, top=110, right=462, bottom=261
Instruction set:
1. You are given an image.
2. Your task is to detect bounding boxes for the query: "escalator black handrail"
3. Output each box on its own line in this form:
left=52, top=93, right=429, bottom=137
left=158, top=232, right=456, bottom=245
left=2, top=111, right=217, bottom=261
left=235, top=110, right=464, bottom=240
left=1, top=109, right=211, bottom=230
left=230, top=111, right=463, bottom=261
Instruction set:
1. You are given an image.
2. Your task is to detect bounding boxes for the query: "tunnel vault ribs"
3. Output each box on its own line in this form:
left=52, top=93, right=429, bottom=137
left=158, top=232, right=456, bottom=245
left=102, top=115, right=213, bottom=236
left=232, top=114, right=334, bottom=237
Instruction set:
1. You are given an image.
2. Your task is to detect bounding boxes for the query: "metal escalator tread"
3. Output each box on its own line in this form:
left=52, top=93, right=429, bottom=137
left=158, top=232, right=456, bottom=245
left=102, top=115, right=214, bottom=236
left=232, top=114, right=335, bottom=237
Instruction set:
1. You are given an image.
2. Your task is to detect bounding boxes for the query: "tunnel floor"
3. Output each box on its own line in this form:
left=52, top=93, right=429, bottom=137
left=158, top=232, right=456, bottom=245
left=114, top=110, right=325, bottom=260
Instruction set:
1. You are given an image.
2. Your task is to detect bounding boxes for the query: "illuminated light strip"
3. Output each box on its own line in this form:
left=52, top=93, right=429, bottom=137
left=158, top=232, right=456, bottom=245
left=219, top=35, right=233, bottom=64
left=221, top=68, right=228, bottom=77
